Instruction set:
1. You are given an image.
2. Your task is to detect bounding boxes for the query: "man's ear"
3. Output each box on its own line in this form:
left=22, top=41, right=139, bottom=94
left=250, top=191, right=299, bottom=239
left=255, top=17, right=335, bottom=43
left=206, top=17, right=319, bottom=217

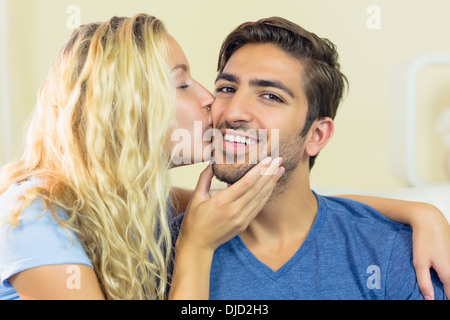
left=305, top=117, right=334, bottom=157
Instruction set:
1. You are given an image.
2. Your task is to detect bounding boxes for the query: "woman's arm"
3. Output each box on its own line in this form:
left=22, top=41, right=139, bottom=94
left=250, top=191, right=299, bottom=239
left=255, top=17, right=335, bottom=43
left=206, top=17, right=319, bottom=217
left=169, top=158, right=284, bottom=300
left=339, top=195, right=450, bottom=300
left=9, top=264, right=105, bottom=300
left=169, top=239, right=214, bottom=299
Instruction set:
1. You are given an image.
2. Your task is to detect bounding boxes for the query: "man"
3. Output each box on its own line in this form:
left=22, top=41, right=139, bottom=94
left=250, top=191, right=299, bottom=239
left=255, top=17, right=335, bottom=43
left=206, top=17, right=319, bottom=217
left=172, top=17, right=447, bottom=299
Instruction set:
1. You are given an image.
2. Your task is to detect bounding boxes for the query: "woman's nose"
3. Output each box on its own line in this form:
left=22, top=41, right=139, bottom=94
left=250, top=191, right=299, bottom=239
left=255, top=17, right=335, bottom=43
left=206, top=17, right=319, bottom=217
left=198, top=84, right=215, bottom=109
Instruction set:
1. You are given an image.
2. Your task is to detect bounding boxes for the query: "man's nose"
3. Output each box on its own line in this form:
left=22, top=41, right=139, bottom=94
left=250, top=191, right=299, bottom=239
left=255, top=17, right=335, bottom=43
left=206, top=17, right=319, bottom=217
left=222, top=92, right=253, bottom=126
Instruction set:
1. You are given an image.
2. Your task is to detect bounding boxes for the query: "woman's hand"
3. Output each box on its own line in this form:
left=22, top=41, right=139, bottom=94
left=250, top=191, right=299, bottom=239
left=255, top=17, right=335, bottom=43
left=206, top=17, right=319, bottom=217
left=179, top=157, right=284, bottom=252
left=410, top=203, right=450, bottom=300
left=169, top=157, right=284, bottom=299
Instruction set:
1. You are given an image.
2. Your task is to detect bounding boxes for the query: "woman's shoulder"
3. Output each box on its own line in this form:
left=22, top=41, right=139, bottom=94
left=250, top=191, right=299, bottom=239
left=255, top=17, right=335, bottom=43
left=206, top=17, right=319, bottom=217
left=0, top=178, right=88, bottom=255
left=0, top=178, right=93, bottom=294
left=0, top=178, right=42, bottom=220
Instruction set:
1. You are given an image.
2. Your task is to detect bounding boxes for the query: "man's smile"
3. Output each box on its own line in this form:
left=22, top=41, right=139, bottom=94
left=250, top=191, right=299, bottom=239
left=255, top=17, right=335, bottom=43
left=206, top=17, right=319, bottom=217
left=222, top=129, right=259, bottom=153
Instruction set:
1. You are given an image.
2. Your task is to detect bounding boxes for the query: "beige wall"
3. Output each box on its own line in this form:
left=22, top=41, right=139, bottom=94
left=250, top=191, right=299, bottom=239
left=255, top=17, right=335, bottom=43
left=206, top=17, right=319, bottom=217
left=1, top=0, right=449, bottom=191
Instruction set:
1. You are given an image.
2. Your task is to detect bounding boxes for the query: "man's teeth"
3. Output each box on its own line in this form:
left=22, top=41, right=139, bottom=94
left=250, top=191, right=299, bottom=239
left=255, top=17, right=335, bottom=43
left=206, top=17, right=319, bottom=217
left=224, top=134, right=257, bottom=146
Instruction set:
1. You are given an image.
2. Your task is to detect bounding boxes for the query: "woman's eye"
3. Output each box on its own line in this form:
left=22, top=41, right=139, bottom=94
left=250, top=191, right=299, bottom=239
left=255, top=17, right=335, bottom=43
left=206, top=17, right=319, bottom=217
left=178, top=84, right=190, bottom=90
left=262, top=93, right=284, bottom=103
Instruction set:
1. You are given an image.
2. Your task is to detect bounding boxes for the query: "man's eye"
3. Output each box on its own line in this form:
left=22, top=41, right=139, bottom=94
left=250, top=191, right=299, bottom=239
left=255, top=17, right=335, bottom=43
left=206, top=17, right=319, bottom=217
left=262, top=93, right=284, bottom=103
left=216, top=86, right=235, bottom=94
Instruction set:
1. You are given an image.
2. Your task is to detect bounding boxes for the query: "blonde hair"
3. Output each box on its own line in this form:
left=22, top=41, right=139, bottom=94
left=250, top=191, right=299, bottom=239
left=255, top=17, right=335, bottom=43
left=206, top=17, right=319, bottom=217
left=0, top=14, right=176, bottom=299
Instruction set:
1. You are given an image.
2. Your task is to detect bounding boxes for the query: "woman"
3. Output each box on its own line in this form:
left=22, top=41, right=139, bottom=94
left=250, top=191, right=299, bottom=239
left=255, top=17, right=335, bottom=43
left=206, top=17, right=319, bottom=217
left=0, top=14, right=448, bottom=300
left=0, top=14, right=285, bottom=300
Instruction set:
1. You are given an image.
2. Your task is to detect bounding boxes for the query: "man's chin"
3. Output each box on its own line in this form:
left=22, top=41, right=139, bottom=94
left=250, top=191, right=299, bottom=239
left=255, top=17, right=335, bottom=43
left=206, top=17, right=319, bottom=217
left=211, top=162, right=257, bottom=185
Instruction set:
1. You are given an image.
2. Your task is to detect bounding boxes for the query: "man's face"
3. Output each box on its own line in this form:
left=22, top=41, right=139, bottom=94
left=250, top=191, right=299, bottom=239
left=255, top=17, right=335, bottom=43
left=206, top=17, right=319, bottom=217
left=211, top=43, right=310, bottom=184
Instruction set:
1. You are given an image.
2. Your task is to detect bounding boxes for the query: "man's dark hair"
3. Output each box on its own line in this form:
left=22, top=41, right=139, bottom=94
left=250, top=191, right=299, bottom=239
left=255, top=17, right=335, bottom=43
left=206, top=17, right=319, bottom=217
left=217, top=17, right=348, bottom=169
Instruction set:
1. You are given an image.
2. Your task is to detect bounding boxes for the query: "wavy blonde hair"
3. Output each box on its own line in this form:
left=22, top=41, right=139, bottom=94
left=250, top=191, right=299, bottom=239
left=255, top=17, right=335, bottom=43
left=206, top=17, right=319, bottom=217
left=0, top=14, right=176, bottom=299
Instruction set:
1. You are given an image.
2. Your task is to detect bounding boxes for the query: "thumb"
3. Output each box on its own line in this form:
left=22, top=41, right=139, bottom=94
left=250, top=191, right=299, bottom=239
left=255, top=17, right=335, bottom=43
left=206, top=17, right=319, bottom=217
left=192, top=165, right=214, bottom=201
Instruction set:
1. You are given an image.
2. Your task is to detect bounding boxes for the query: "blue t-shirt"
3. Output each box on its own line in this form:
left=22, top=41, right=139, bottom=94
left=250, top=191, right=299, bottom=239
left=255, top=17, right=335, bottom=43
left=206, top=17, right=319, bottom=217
left=171, top=193, right=446, bottom=300
left=0, top=179, right=93, bottom=300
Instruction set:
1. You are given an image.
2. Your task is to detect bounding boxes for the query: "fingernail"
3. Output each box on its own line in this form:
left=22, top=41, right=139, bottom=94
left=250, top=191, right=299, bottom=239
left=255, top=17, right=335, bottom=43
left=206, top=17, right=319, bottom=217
left=276, top=167, right=285, bottom=177
left=272, top=157, right=283, bottom=167
left=424, top=295, right=433, bottom=300
left=261, top=157, right=272, bottom=165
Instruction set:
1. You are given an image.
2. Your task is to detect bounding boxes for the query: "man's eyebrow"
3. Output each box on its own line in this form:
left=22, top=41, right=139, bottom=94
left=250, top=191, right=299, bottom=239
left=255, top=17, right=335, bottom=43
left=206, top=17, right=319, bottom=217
left=171, top=64, right=188, bottom=72
left=249, top=78, right=296, bottom=99
left=215, top=73, right=295, bottom=99
left=215, top=72, right=239, bottom=84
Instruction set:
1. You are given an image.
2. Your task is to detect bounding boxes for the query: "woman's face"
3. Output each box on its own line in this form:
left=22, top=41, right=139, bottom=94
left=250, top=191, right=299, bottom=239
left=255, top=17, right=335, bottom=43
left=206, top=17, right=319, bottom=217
left=166, top=34, right=214, bottom=167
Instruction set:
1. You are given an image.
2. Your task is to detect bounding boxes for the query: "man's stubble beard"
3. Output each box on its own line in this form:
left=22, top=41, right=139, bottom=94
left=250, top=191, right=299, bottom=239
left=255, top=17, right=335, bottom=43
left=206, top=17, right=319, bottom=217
left=211, top=132, right=306, bottom=195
